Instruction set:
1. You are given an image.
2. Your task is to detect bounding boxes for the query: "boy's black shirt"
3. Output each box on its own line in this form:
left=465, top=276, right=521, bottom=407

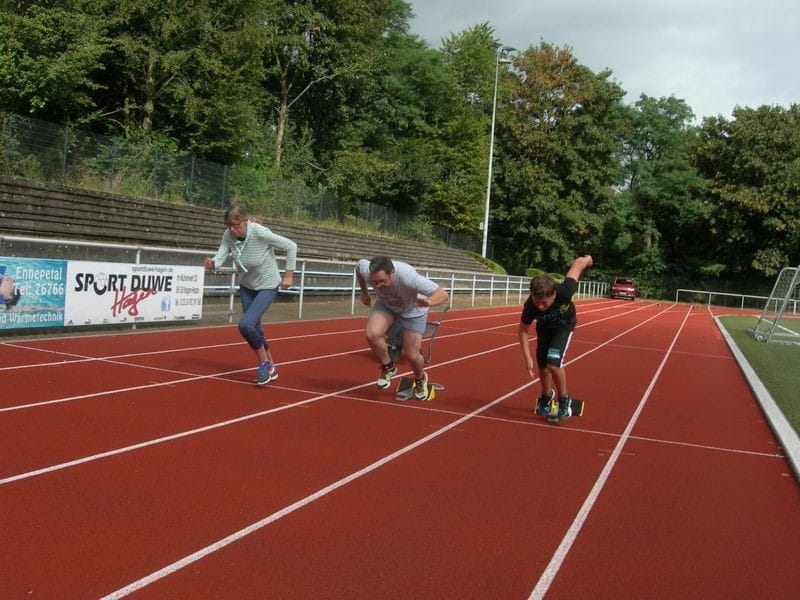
left=520, top=277, right=579, bottom=330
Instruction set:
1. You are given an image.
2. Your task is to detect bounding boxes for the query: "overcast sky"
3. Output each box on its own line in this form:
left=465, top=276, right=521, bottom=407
left=407, top=0, right=798, bottom=120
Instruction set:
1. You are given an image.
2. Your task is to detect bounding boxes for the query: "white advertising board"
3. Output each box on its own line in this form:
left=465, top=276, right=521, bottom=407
left=64, top=261, right=204, bottom=326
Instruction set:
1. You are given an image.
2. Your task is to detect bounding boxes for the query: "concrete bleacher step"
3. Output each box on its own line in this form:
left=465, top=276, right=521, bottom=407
left=0, top=176, right=491, bottom=273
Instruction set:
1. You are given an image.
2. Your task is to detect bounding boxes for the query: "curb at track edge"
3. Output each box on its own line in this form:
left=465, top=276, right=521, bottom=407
left=713, top=316, right=800, bottom=483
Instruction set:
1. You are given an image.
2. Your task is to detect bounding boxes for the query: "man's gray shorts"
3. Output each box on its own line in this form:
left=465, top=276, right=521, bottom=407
left=374, top=300, right=428, bottom=341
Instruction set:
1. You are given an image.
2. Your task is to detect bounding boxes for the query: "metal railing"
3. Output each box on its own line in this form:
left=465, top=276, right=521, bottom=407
left=193, top=261, right=608, bottom=320
left=675, top=288, right=798, bottom=313
left=1, top=235, right=610, bottom=331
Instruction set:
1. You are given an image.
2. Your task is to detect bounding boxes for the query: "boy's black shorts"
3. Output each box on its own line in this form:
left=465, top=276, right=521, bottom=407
left=535, top=326, right=574, bottom=369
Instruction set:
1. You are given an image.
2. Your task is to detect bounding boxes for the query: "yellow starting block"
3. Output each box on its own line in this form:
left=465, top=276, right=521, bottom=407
left=394, top=376, right=437, bottom=401
left=543, top=396, right=585, bottom=421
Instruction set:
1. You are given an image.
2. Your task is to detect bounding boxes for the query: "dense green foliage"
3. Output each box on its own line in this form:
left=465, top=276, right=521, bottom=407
left=1, top=1, right=798, bottom=293
left=695, top=106, right=800, bottom=279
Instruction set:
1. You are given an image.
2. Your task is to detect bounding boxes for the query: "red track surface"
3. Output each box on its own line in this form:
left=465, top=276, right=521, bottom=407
left=2, top=300, right=799, bottom=599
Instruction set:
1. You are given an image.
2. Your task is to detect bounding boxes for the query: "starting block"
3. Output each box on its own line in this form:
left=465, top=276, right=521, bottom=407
left=570, top=398, right=585, bottom=416
left=386, top=307, right=449, bottom=365
left=387, top=308, right=448, bottom=401
left=394, top=376, right=438, bottom=401
left=543, top=397, right=585, bottom=421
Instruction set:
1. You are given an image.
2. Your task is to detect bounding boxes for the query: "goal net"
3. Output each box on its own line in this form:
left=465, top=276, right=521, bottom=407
left=748, top=265, right=800, bottom=345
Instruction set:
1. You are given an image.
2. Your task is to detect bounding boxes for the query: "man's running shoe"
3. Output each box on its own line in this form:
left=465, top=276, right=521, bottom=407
left=534, top=389, right=556, bottom=416
left=548, top=395, right=572, bottom=423
left=377, top=362, right=397, bottom=389
left=255, top=361, right=278, bottom=385
left=413, top=372, right=429, bottom=400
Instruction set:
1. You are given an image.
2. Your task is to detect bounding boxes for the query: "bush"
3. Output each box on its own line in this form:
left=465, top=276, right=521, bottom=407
left=469, top=253, right=507, bottom=274
left=525, top=267, right=544, bottom=278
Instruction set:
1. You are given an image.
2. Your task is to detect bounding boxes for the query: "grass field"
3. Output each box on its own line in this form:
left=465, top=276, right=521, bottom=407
left=719, top=315, right=800, bottom=434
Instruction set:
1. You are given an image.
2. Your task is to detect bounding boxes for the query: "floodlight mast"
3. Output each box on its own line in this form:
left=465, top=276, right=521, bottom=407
left=481, top=45, right=515, bottom=259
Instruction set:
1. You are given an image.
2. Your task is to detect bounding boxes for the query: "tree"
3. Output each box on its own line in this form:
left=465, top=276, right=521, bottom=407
left=0, top=1, right=108, bottom=124
left=262, top=0, right=412, bottom=175
left=613, top=95, right=707, bottom=289
left=491, top=42, right=625, bottom=273
left=694, top=104, right=800, bottom=278
left=431, top=23, right=501, bottom=237
left=1, top=0, right=271, bottom=162
left=324, top=30, right=452, bottom=223
left=97, top=0, right=267, bottom=162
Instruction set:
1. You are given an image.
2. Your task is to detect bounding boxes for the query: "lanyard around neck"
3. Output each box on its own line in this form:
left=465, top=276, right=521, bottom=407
left=233, top=236, right=249, bottom=273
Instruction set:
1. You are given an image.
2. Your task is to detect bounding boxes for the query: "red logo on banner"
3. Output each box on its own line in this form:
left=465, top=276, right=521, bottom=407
left=111, top=288, right=156, bottom=317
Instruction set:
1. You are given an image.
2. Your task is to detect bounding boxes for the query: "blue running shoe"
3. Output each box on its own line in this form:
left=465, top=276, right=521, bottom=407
left=534, top=389, right=555, bottom=416
left=255, top=361, right=279, bottom=385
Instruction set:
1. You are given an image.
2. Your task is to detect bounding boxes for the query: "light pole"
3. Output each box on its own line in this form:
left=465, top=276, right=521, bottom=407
left=481, top=45, right=515, bottom=258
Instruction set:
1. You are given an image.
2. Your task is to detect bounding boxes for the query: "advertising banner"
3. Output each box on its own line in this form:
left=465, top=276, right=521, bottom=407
left=0, top=257, right=67, bottom=329
left=64, top=261, right=204, bottom=326
left=0, top=257, right=204, bottom=330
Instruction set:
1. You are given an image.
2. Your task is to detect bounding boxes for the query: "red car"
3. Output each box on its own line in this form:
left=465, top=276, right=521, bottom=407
left=610, top=276, right=637, bottom=300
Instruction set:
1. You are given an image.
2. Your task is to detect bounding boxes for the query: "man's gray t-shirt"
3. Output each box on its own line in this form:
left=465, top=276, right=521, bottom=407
left=356, top=259, right=439, bottom=318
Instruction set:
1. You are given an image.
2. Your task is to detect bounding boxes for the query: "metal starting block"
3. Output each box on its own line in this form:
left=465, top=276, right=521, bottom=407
left=395, top=376, right=437, bottom=401
left=386, top=306, right=449, bottom=365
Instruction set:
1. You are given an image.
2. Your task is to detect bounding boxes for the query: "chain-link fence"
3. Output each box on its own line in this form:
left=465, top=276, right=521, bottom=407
left=0, top=112, right=230, bottom=207
left=0, top=112, right=481, bottom=254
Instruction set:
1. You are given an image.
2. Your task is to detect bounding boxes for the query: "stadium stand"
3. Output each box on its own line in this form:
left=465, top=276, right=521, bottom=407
left=0, top=176, right=491, bottom=273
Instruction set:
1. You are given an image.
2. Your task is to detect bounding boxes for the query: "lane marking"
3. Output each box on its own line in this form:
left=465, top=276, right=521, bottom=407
left=96, top=305, right=679, bottom=597
left=2, top=333, right=529, bottom=485
left=99, top=380, right=534, bottom=599
left=0, top=301, right=657, bottom=372
left=5, top=302, right=726, bottom=598
left=529, top=305, right=693, bottom=599
left=1, top=301, right=655, bottom=413
left=2, top=304, right=680, bottom=482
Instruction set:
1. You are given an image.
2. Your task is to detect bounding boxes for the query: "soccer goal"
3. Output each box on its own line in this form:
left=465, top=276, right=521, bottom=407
left=748, top=265, right=800, bottom=345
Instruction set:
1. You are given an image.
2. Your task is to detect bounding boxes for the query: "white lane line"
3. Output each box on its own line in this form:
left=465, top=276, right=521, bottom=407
left=1, top=380, right=369, bottom=486
left=98, top=306, right=679, bottom=598
left=99, top=380, right=533, bottom=599
left=529, top=305, right=692, bottom=599
left=0, top=329, right=366, bottom=371
left=0, top=301, right=653, bottom=372
left=3, top=304, right=674, bottom=481
left=0, top=327, right=510, bottom=413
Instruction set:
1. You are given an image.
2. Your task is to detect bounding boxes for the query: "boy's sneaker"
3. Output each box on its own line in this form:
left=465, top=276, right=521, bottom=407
left=377, top=362, right=397, bottom=389
left=534, top=389, right=556, bottom=416
left=548, top=395, right=572, bottom=423
left=255, top=361, right=278, bottom=385
left=413, top=372, right=429, bottom=400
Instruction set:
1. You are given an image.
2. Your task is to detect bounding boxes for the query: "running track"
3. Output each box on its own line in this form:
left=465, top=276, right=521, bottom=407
left=2, top=299, right=799, bottom=599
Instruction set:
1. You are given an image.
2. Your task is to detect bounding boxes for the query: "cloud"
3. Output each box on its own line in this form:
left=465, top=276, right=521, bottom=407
left=408, top=0, right=799, bottom=119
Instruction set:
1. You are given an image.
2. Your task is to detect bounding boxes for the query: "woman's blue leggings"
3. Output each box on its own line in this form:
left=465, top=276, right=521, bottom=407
left=238, top=285, right=279, bottom=351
